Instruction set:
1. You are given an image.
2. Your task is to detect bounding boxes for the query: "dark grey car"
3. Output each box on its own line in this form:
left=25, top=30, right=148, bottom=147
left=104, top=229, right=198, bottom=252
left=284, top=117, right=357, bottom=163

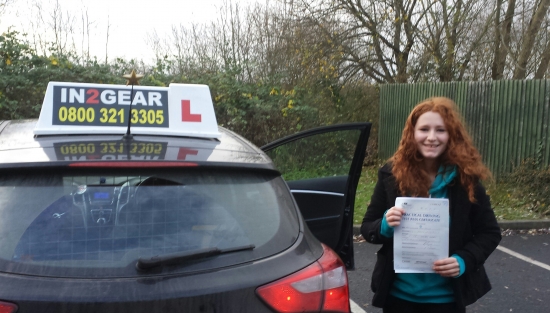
left=0, top=82, right=370, bottom=313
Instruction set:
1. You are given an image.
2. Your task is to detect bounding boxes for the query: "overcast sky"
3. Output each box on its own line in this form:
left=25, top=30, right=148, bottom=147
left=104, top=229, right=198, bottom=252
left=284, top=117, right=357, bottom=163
left=1, top=0, right=255, bottom=62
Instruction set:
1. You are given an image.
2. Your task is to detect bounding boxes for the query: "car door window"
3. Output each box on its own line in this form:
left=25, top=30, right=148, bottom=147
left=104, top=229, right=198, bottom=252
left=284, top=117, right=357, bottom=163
left=263, top=123, right=371, bottom=269
left=265, top=130, right=360, bottom=181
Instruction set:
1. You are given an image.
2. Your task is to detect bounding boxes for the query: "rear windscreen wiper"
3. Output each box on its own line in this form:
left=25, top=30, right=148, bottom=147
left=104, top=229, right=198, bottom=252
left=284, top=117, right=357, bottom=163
left=136, top=244, right=255, bottom=271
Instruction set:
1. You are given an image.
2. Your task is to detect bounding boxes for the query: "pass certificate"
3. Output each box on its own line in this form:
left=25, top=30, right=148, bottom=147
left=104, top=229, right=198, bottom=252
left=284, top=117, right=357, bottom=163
left=393, top=197, right=449, bottom=273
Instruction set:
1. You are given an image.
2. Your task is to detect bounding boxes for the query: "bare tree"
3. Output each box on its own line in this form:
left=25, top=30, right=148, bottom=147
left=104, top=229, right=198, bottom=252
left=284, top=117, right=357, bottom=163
left=290, top=0, right=550, bottom=82
left=0, top=0, right=14, bottom=15
left=25, top=0, right=78, bottom=57
left=512, top=0, right=550, bottom=78
left=105, top=15, right=110, bottom=64
left=148, top=0, right=287, bottom=82
left=491, top=0, right=550, bottom=79
left=47, top=0, right=76, bottom=56
left=287, top=0, right=440, bottom=83
left=535, top=28, right=550, bottom=78
left=82, top=9, right=91, bottom=62
left=491, top=0, right=515, bottom=79
left=418, top=0, right=495, bottom=81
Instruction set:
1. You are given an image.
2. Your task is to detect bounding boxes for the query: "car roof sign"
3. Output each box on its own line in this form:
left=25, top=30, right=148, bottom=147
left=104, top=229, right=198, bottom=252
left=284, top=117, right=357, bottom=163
left=33, top=82, right=220, bottom=138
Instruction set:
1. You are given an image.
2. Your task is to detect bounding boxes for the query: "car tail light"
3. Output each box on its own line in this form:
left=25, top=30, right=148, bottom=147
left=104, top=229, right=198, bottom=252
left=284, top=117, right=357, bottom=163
left=256, top=243, right=350, bottom=313
left=0, top=301, right=18, bottom=313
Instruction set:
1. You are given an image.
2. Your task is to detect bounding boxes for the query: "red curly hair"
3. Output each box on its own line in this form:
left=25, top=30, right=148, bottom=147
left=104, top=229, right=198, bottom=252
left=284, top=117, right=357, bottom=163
left=390, top=97, right=491, bottom=202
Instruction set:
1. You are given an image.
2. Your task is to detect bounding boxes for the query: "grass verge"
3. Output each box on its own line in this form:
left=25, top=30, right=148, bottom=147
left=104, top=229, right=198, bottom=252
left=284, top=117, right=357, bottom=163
left=353, top=166, right=547, bottom=225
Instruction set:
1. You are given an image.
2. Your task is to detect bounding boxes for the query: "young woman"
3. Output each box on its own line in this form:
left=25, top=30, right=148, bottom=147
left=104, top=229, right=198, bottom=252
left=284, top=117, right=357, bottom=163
left=361, top=97, right=502, bottom=313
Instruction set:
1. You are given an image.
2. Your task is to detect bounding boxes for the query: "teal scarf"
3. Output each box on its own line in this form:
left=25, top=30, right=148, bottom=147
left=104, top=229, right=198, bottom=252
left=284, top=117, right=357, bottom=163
left=429, top=165, right=457, bottom=198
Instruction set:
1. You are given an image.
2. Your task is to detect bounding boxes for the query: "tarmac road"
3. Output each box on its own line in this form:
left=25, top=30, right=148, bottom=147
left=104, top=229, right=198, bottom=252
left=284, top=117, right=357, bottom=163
left=348, top=221, right=550, bottom=313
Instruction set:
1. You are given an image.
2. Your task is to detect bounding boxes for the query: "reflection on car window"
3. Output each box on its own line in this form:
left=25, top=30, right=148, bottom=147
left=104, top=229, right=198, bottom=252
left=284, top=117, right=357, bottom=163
left=0, top=169, right=294, bottom=276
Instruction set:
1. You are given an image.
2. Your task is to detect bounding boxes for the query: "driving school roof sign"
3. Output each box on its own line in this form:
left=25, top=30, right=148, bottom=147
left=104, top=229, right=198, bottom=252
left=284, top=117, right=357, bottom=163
left=34, top=82, right=220, bottom=138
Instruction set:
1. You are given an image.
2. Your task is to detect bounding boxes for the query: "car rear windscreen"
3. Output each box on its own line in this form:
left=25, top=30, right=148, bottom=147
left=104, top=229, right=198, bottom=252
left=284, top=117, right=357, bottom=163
left=0, top=168, right=299, bottom=277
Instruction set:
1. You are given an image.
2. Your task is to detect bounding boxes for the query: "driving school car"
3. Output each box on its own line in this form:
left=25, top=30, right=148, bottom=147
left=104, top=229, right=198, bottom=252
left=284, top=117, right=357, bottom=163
left=0, top=81, right=370, bottom=312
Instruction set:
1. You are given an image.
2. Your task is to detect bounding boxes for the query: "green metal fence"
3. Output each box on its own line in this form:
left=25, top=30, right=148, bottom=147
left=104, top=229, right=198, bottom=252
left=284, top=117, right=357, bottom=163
left=379, top=80, right=550, bottom=178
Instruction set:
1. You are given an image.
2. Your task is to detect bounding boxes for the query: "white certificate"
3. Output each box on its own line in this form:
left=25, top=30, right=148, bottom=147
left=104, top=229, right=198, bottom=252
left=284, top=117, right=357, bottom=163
left=393, top=197, right=449, bottom=273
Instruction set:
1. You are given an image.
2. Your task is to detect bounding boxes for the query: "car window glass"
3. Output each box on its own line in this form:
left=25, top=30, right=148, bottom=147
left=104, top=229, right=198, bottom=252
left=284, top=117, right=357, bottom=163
left=265, top=129, right=361, bottom=181
left=0, top=169, right=298, bottom=277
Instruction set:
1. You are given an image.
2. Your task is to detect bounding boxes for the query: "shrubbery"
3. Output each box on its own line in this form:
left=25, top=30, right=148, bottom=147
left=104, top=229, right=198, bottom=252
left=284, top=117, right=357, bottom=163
left=503, top=159, right=550, bottom=216
left=0, top=29, right=379, bottom=153
left=0, top=30, right=132, bottom=120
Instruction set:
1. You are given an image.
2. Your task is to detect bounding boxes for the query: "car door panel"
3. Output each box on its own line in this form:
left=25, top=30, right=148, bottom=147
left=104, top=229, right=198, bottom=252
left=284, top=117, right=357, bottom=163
left=262, top=123, right=371, bottom=269
left=287, top=176, right=346, bottom=248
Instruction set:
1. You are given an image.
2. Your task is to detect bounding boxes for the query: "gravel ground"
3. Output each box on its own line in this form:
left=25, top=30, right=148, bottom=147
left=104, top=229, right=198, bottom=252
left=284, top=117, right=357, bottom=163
left=500, top=228, right=550, bottom=236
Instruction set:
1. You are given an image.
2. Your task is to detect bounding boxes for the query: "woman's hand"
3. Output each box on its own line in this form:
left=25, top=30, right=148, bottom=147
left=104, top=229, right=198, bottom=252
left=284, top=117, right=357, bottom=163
left=385, top=207, right=405, bottom=227
left=433, top=257, right=460, bottom=277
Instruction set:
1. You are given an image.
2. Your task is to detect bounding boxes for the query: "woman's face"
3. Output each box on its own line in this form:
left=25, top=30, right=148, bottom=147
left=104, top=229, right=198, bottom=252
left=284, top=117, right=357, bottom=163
left=414, top=111, right=449, bottom=161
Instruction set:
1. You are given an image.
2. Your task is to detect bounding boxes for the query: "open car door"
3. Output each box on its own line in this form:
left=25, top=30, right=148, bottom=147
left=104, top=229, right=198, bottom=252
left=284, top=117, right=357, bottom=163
left=261, top=123, right=371, bottom=270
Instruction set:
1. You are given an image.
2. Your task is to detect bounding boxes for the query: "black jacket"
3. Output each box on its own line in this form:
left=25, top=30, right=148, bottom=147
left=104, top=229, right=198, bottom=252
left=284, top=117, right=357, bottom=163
left=361, top=164, right=502, bottom=308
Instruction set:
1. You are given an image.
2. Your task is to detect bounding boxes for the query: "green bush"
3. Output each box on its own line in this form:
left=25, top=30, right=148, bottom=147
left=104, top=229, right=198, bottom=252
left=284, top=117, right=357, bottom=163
left=0, top=30, right=125, bottom=120
left=0, top=28, right=379, bottom=158
left=500, top=159, right=550, bottom=216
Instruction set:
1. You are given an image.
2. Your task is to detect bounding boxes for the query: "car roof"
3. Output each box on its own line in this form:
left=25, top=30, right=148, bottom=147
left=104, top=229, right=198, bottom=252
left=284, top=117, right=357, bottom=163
left=0, top=119, right=276, bottom=170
